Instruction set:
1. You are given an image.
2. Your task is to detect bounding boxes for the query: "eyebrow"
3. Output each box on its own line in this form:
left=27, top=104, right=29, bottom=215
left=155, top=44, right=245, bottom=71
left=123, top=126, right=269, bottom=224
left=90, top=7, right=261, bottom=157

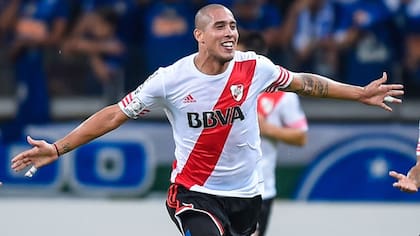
left=213, top=20, right=236, bottom=26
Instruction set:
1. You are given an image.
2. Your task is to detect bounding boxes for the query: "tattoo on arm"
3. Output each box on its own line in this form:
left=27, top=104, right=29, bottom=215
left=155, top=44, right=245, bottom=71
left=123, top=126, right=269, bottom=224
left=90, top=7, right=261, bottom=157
left=61, top=143, right=72, bottom=155
left=295, top=75, right=329, bottom=97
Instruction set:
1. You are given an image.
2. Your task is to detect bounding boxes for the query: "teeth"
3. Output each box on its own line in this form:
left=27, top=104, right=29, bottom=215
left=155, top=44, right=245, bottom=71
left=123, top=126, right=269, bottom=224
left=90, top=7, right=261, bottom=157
left=222, top=42, right=233, bottom=47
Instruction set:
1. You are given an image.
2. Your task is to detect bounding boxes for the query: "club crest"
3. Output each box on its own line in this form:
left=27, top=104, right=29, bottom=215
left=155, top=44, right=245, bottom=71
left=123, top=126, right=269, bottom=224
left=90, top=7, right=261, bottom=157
left=230, top=84, right=244, bottom=101
left=129, top=98, right=145, bottom=113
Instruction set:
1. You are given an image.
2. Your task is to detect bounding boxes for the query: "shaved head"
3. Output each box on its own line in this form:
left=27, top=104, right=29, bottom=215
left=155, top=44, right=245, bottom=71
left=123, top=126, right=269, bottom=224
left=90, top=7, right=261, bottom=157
left=193, top=3, right=238, bottom=73
left=195, top=4, right=233, bottom=30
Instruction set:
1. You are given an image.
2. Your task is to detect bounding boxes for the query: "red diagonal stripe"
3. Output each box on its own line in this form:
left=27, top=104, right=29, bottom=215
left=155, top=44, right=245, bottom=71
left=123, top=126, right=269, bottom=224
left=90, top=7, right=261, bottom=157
left=175, top=60, right=256, bottom=188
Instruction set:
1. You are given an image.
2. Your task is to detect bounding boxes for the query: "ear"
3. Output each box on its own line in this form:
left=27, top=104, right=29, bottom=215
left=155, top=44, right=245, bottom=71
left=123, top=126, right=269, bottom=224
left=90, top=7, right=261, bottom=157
left=193, top=28, right=204, bottom=44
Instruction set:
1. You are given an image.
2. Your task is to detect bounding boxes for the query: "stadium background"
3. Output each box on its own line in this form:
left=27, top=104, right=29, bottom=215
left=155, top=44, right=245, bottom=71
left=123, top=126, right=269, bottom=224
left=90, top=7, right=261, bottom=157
left=1, top=0, right=420, bottom=235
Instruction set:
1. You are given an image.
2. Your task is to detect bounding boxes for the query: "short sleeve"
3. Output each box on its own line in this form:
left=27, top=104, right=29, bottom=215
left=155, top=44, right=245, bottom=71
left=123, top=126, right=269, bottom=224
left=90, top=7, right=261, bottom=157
left=264, top=65, right=294, bottom=92
left=118, top=70, right=165, bottom=119
left=253, top=55, right=293, bottom=92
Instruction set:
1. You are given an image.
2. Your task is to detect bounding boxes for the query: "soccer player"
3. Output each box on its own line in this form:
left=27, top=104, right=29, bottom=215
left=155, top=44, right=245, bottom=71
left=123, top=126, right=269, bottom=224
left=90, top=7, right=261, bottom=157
left=11, top=4, right=403, bottom=236
left=238, top=31, right=308, bottom=236
left=389, top=121, right=420, bottom=193
left=255, top=91, right=308, bottom=236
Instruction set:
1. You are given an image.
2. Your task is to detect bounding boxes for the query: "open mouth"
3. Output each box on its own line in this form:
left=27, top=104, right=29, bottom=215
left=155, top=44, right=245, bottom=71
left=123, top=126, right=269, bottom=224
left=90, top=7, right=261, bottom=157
left=221, top=41, right=234, bottom=50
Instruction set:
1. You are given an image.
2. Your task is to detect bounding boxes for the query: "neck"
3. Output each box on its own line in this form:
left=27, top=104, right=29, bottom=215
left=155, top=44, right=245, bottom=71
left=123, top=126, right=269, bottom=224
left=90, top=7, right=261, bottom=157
left=194, top=53, right=230, bottom=75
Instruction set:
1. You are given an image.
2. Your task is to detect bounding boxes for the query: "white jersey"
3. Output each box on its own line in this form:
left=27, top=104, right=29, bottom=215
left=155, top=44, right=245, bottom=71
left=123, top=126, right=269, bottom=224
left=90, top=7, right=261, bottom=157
left=257, top=92, right=308, bottom=199
left=119, top=51, right=293, bottom=198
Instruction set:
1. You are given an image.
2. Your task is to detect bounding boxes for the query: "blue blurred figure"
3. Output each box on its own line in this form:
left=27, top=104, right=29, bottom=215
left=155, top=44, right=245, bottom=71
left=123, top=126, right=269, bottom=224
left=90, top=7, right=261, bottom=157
left=141, top=0, right=197, bottom=75
left=0, top=0, right=19, bottom=99
left=287, top=0, right=337, bottom=77
left=232, top=0, right=283, bottom=62
left=1, top=0, right=69, bottom=143
left=0, top=0, right=19, bottom=41
left=79, top=0, right=140, bottom=44
left=203, top=0, right=234, bottom=8
left=62, top=5, right=126, bottom=104
left=75, top=0, right=150, bottom=92
left=388, top=0, right=420, bottom=98
left=333, top=0, right=400, bottom=86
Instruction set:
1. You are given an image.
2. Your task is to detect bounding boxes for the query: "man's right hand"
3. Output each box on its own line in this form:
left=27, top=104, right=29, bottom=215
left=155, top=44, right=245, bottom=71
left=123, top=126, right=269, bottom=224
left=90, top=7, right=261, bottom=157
left=11, top=136, right=59, bottom=173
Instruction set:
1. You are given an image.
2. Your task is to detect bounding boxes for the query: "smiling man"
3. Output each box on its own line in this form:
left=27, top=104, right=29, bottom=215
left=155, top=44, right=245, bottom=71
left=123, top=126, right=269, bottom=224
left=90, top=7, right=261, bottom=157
left=10, top=4, right=404, bottom=236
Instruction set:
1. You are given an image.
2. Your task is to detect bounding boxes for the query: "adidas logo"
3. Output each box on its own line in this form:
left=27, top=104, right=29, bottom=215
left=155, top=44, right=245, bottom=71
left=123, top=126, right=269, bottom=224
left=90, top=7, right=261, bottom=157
left=183, top=94, right=196, bottom=103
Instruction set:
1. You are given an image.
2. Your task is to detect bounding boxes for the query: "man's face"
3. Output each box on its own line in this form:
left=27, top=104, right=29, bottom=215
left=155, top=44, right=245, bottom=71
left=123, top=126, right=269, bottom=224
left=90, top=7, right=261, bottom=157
left=200, top=7, right=239, bottom=62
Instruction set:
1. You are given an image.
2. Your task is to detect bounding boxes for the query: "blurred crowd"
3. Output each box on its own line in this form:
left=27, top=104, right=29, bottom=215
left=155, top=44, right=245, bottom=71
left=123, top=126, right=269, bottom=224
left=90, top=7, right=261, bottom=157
left=0, top=0, right=419, bottom=142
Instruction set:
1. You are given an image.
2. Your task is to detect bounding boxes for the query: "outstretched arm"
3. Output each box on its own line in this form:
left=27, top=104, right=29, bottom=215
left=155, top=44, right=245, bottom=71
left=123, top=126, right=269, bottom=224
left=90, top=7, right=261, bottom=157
left=11, top=104, right=130, bottom=172
left=285, top=72, right=403, bottom=112
left=389, top=162, right=420, bottom=193
left=389, top=121, right=420, bottom=193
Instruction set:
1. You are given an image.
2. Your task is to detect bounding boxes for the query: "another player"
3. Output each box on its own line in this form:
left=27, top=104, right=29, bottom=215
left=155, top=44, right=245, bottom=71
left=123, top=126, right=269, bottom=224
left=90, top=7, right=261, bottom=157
left=255, top=91, right=308, bottom=236
left=389, top=121, right=420, bottom=193
left=11, top=4, right=403, bottom=236
left=238, top=31, right=308, bottom=236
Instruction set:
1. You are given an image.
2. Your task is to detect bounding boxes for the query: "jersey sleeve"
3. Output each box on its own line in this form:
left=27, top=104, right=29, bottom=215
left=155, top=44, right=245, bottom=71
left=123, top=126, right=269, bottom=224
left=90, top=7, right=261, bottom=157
left=264, top=65, right=294, bottom=93
left=254, top=55, right=294, bottom=92
left=118, top=69, right=165, bottom=119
